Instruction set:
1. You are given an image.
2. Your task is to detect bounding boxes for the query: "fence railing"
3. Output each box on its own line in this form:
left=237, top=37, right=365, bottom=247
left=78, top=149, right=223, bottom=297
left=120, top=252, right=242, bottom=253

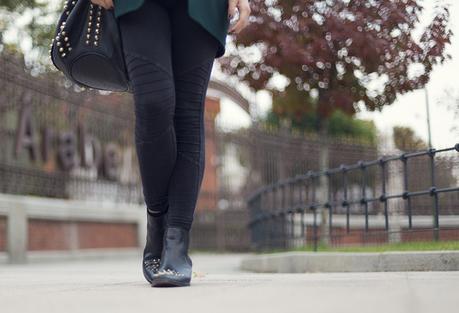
left=246, top=144, right=459, bottom=251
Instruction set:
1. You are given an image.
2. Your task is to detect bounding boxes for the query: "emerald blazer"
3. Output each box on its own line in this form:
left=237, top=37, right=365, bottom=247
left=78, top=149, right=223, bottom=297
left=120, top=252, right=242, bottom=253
left=113, top=0, right=230, bottom=58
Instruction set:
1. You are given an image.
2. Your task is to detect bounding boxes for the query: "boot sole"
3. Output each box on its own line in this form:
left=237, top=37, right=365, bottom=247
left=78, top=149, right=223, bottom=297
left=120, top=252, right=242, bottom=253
left=150, top=276, right=190, bottom=287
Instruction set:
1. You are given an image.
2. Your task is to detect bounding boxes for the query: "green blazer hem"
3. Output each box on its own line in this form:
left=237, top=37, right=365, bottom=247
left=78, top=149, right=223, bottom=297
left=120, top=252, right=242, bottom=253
left=113, top=0, right=230, bottom=59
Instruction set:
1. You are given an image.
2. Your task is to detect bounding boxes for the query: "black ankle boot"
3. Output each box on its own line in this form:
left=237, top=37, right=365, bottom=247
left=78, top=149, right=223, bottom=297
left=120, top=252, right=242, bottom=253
left=150, top=226, right=193, bottom=287
left=142, top=211, right=168, bottom=283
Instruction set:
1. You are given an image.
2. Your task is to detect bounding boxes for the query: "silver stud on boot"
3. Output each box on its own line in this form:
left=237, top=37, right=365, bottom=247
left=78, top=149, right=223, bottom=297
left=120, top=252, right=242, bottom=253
left=144, top=258, right=161, bottom=272
left=154, top=268, right=185, bottom=277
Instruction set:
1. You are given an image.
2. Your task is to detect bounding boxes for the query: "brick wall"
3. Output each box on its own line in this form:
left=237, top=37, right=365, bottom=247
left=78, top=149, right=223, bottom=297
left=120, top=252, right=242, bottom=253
left=401, top=227, right=459, bottom=242
left=28, top=220, right=72, bottom=250
left=78, top=221, right=138, bottom=249
left=304, top=226, right=459, bottom=247
left=329, top=227, right=389, bottom=245
left=27, top=219, right=138, bottom=251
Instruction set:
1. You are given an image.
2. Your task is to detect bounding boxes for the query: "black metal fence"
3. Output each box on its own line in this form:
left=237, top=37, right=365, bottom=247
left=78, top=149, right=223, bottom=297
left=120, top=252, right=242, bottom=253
left=0, top=50, right=143, bottom=203
left=247, top=144, right=459, bottom=251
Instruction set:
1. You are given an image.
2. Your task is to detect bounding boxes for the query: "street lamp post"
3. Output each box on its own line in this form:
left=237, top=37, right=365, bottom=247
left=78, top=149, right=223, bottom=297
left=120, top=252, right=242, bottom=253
left=425, top=87, right=433, bottom=149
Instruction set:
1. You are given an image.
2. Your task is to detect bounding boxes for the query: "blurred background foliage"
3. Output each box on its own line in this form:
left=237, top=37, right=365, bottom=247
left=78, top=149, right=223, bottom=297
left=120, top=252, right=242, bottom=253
left=221, top=0, right=452, bottom=136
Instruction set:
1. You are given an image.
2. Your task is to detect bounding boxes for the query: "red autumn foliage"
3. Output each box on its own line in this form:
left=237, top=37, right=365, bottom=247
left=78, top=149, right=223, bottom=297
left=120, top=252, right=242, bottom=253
left=219, top=0, right=452, bottom=120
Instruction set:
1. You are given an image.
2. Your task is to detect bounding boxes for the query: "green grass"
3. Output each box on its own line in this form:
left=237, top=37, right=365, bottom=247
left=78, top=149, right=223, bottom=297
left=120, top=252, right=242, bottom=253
left=257, top=240, right=459, bottom=254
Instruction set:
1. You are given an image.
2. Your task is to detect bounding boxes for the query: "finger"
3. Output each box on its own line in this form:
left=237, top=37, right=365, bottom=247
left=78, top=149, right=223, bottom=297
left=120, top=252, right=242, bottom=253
left=93, top=0, right=104, bottom=9
left=238, top=3, right=251, bottom=23
left=229, top=19, right=247, bottom=34
left=229, top=5, right=250, bottom=33
left=97, top=0, right=108, bottom=9
left=103, top=0, right=111, bottom=9
left=228, top=0, right=237, bottom=19
left=229, top=19, right=243, bottom=33
left=96, top=0, right=105, bottom=8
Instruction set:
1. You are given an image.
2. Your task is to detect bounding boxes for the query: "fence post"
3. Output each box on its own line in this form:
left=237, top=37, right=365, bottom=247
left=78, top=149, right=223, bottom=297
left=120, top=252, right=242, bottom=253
left=326, top=171, right=333, bottom=245
left=401, top=154, right=412, bottom=229
left=341, top=165, right=350, bottom=234
left=300, top=178, right=306, bottom=246
left=310, top=173, right=319, bottom=251
left=379, top=157, right=389, bottom=232
left=428, top=148, right=440, bottom=241
left=319, top=175, right=330, bottom=246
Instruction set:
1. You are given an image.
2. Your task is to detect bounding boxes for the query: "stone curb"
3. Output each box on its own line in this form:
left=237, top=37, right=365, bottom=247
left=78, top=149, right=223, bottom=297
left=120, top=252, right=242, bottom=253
left=240, top=251, right=459, bottom=273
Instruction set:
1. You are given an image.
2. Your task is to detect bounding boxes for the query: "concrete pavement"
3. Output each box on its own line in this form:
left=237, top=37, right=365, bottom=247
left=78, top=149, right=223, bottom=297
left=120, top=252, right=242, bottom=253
left=1, top=252, right=458, bottom=313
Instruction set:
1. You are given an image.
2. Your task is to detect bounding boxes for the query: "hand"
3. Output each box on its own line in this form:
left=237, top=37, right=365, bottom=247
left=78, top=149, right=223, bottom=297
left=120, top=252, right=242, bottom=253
left=228, top=0, right=251, bottom=34
left=90, top=0, right=114, bottom=10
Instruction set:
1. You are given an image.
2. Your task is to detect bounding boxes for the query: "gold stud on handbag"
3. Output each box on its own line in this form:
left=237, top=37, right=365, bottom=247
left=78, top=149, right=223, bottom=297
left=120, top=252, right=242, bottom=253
left=50, top=0, right=132, bottom=92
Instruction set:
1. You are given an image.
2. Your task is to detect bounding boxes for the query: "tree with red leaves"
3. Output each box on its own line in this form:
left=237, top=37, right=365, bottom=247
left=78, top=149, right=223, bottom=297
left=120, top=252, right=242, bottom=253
left=221, top=0, right=452, bottom=245
left=220, top=0, right=452, bottom=128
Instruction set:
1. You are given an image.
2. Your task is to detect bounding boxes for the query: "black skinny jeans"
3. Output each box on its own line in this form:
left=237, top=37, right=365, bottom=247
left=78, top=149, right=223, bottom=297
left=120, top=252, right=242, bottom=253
left=118, top=0, right=219, bottom=231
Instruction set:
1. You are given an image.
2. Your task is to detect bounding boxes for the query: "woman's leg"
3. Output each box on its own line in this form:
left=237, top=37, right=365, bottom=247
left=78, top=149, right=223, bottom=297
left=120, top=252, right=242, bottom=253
left=165, top=0, right=220, bottom=231
left=118, top=0, right=176, bottom=217
left=150, top=0, right=219, bottom=287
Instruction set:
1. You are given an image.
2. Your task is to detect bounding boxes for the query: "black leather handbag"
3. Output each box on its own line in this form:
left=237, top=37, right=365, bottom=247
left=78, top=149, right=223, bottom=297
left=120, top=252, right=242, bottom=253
left=50, top=0, right=132, bottom=93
